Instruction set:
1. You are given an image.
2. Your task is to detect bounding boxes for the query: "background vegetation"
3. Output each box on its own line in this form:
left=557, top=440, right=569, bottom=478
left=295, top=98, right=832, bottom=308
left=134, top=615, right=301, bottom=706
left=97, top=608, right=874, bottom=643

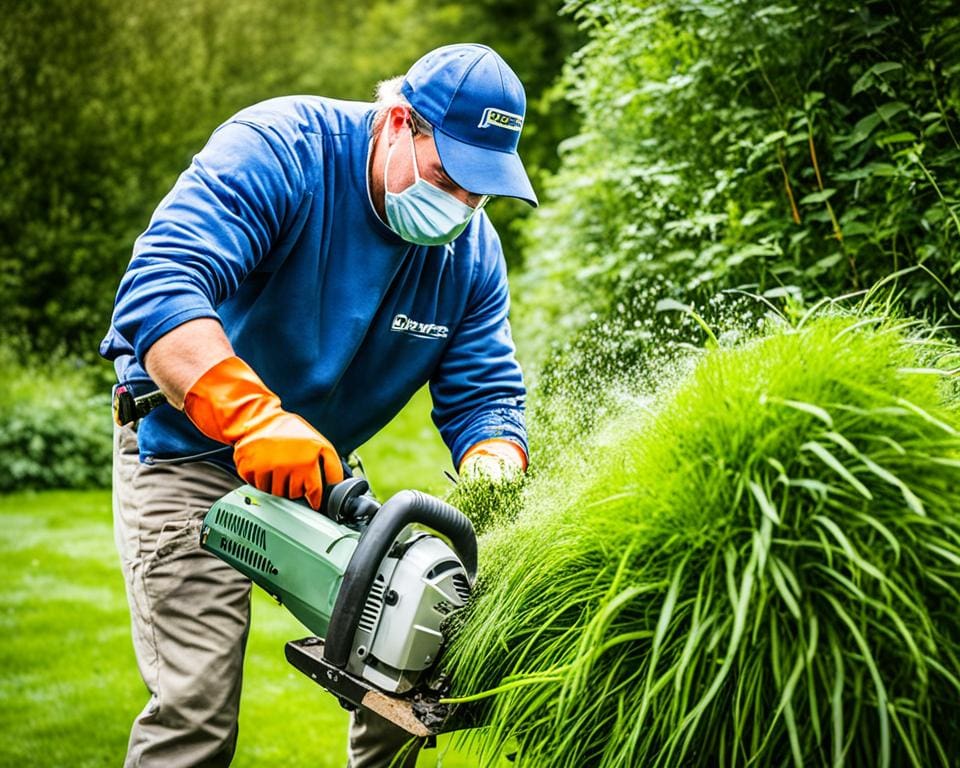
left=515, top=0, right=960, bottom=363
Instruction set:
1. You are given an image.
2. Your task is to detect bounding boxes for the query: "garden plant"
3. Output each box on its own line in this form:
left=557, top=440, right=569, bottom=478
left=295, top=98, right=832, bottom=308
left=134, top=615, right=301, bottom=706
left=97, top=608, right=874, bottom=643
left=445, top=309, right=960, bottom=767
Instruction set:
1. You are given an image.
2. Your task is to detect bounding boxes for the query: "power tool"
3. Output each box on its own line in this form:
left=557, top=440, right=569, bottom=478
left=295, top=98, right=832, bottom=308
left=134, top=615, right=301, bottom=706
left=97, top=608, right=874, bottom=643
left=199, top=474, right=475, bottom=736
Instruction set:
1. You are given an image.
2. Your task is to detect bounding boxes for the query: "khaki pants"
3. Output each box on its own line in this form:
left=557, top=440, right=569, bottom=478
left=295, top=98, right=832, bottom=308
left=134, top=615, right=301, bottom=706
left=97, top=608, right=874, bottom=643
left=113, top=424, right=421, bottom=767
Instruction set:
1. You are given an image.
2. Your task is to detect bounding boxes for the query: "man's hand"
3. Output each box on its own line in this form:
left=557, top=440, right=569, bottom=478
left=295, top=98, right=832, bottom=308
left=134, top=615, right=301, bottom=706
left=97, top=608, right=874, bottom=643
left=183, top=356, right=343, bottom=509
left=458, top=439, right=527, bottom=483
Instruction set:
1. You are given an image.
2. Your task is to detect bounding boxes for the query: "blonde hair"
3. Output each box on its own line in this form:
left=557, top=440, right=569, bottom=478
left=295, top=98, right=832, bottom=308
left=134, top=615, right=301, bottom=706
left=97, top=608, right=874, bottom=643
left=372, top=75, right=433, bottom=136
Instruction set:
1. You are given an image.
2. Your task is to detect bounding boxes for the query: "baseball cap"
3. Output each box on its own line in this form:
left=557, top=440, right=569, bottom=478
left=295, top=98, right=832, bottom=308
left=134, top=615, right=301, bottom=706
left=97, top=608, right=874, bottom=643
left=401, top=44, right=538, bottom=207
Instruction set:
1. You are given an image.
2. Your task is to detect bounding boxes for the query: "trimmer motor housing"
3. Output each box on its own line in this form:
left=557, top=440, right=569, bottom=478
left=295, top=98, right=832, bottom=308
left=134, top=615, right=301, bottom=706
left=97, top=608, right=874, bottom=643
left=349, top=532, right=471, bottom=692
left=200, top=479, right=476, bottom=698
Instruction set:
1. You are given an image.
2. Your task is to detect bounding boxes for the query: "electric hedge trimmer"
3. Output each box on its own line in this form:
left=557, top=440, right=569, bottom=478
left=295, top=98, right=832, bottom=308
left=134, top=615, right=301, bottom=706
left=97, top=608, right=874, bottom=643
left=200, top=474, right=475, bottom=737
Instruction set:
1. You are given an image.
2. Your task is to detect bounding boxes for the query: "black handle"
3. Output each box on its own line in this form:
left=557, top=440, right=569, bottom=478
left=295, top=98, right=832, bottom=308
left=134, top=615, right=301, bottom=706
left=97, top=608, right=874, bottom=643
left=113, top=385, right=167, bottom=426
left=322, top=490, right=477, bottom=669
left=322, top=476, right=379, bottom=524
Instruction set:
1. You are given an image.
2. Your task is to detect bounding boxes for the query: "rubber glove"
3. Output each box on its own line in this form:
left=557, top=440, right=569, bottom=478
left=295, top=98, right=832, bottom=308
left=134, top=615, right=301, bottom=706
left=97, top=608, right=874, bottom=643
left=458, top=439, right=528, bottom=483
left=183, top=356, right=343, bottom=509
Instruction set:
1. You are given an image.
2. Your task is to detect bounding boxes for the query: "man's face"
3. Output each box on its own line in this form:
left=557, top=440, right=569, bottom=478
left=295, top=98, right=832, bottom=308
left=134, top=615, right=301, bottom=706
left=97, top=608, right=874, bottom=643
left=385, top=114, right=488, bottom=210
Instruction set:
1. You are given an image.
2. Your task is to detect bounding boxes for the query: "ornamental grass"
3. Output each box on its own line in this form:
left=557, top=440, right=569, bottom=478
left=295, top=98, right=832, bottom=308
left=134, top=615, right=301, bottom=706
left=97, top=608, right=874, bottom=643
left=444, top=312, right=960, bottom=767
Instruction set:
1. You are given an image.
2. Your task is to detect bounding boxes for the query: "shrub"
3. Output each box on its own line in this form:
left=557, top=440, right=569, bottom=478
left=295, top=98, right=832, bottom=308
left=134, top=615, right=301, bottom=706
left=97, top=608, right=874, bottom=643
left=0, top=349, right=113, bottom=491
left=515, top=0, right=960, bottom=363
left=445, top=311, right=960, bottom=767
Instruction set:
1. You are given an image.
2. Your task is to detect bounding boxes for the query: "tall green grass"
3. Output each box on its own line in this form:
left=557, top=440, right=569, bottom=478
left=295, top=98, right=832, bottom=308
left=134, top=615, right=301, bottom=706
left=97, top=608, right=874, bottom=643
left=444, top=312, right=960, bottom=767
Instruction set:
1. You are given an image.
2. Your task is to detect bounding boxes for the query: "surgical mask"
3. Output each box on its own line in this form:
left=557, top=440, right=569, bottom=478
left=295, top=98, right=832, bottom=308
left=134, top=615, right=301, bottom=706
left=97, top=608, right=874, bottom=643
left=384, top=128, right=480, bottom=246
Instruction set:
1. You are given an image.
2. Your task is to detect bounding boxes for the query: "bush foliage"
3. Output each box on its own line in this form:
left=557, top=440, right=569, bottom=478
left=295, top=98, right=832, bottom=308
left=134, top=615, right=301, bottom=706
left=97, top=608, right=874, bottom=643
left=516, top=0, right=960, bottom=361
left=0, top=350, right=112, bottom=491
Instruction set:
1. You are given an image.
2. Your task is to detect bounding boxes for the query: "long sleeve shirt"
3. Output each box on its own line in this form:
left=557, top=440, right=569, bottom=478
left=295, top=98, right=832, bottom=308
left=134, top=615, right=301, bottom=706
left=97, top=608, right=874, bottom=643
left=99, top=96, right=527, bottom=470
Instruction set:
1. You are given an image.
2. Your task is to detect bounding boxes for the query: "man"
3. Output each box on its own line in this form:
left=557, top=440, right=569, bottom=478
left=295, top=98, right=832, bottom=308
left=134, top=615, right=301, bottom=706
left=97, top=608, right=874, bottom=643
left=100, top=43, right=535, bottom=767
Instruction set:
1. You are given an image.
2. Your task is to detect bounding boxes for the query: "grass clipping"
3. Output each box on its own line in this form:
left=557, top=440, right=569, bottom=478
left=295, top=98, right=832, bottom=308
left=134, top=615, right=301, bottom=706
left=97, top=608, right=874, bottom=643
left=444, top=314, right=960, bottom=767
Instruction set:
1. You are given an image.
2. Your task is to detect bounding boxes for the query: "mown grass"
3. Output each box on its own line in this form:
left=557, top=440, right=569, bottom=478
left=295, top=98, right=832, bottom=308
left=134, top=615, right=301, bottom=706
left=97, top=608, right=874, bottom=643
left=0, top=387, right=486, bottom=767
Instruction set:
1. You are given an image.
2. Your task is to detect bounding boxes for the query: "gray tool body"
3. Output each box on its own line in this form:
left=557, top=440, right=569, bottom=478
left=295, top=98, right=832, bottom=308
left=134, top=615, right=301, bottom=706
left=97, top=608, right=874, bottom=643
left=349, top=532, right=471, bottom=693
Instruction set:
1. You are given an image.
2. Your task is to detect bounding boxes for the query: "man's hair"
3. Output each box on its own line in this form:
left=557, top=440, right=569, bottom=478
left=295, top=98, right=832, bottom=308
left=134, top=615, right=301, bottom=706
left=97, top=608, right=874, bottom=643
left=372, top=75, right=433, bottom=136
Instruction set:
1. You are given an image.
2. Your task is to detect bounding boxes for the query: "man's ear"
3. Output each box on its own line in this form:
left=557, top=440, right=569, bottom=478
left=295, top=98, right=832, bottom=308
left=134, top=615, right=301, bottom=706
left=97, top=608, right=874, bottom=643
left=386, top=105, right=411, bottom=146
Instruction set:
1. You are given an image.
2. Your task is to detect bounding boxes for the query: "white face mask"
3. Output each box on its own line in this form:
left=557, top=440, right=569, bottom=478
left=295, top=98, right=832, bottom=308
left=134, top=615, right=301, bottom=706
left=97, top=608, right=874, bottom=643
left=383, top=127, right=481, bottom=246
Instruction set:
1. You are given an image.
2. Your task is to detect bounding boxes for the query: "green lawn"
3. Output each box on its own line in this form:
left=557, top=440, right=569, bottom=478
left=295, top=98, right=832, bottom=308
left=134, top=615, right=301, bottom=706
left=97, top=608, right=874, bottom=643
left=0, top=388, right=489, bottom=767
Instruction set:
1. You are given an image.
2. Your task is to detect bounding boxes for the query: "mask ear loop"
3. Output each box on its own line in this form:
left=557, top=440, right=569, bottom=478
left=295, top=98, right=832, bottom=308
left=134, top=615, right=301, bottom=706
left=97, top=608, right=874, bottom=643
left=406, top=117, right=424, bottom=186
left=384, top=114, right=421, bottom=196
left=383, top=114, right=406, bottom=196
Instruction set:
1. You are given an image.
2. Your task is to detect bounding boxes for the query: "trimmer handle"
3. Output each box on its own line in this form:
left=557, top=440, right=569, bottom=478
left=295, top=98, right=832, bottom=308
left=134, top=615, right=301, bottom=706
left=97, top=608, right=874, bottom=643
left=322, top=476, right=380, bottom=524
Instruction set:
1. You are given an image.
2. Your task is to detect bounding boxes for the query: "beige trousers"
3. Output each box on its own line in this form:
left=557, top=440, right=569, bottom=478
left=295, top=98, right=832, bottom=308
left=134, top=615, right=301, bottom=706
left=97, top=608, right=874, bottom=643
left=113, top=424, right=421, bottom=767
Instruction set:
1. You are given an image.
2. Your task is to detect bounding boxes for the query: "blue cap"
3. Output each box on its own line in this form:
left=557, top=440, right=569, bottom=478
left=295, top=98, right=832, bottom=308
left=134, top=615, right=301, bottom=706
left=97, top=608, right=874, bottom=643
left=401, top=44, right=538, bottom=207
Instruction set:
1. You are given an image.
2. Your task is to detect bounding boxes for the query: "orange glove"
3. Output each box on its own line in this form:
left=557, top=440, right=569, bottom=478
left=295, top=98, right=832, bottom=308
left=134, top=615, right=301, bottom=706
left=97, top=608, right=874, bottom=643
left=459, top=439, right=528, bottom=482
left=183, top=356, right=343, bottom=509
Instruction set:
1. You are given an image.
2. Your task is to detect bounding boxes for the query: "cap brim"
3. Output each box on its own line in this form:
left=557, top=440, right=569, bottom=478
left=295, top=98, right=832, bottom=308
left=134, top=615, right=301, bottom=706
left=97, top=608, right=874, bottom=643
left=434, top=128, right=538, bottom=208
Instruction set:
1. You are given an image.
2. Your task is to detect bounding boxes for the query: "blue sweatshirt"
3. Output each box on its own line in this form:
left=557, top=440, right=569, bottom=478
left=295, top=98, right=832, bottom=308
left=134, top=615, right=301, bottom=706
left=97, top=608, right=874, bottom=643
left=99, top=96, right=527, bottom=470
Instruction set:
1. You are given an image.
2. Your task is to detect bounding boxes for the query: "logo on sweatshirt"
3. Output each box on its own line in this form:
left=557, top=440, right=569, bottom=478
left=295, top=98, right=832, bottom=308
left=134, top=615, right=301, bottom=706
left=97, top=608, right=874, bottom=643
left=391, top=314, right=449, bottom=340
